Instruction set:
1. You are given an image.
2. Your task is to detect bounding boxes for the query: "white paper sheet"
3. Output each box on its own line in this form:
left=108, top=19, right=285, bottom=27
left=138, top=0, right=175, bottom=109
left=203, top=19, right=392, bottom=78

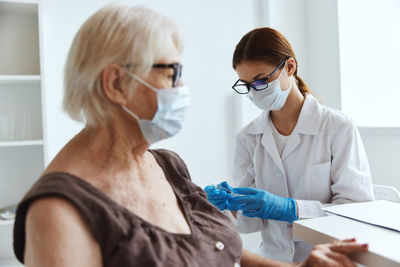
left=322, top=200, right=400, bottom=232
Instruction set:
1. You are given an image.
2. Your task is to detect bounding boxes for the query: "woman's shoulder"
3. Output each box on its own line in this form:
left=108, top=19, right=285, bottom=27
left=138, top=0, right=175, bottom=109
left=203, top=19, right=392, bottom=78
left=13, top=172, right=105, bottom=263
left=150, top=148, right=196, bottom=183
left=150, top=148, right=184, bottom=162
left=22, top=195, right=102, bottom=266
left=149, top=149, right=189, bottom=175
left=313, top=96, right=356, bottom=132
left=236, top=110, right=268, bottom=140
left=14, top=172, right=109, bottom=227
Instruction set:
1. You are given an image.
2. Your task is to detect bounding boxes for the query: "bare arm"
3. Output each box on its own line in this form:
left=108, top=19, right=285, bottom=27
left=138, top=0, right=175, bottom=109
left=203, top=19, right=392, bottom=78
left=241, top=249, right=292, bottom=267
left=241, top=239, right=368, bottom=267
left=25, top=197, right=102, bottom=267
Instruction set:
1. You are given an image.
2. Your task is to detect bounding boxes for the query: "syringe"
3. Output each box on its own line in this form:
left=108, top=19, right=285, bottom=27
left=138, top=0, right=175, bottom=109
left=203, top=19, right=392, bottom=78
left=195, top=178, right=244, bottom=197
left=213, top=184, right=244, bottom=198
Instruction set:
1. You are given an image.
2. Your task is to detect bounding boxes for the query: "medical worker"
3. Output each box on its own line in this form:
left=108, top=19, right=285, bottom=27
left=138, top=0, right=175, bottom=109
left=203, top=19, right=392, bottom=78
left=205, top=27, right=374, bottom=263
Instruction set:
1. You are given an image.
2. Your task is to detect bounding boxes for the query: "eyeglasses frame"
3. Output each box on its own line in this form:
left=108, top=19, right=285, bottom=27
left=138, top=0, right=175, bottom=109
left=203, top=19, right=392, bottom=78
left=232, top=58, right=287, bottom=94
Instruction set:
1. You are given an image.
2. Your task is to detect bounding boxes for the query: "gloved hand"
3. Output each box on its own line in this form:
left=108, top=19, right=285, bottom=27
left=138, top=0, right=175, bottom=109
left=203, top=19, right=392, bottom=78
left=227, top=187, right=298, bottom=223
left=204, top=181, right=235, bottom=211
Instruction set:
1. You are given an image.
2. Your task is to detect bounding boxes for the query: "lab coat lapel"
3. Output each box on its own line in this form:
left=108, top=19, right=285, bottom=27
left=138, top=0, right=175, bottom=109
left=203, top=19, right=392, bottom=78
left=281, top=132, right=301, bottom=162
left=261, top=123, right=285, bottom=174
left=281, top=94, right=320, bottom=161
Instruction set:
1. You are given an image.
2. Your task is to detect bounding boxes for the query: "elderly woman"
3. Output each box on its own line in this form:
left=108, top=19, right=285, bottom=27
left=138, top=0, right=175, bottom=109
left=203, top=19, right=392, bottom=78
left=13, top=4, right=367, bottom=267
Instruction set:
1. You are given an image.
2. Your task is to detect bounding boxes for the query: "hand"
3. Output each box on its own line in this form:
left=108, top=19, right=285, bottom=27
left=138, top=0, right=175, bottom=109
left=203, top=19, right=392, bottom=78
left=299, top=239, right=369, bottom=267
left=227, top=187, right=298, bottom=223
left=204, top=181, right=233, bottom=210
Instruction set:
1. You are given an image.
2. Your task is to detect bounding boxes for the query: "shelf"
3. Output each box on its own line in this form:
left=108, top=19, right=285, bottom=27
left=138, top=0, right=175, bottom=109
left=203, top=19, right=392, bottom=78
left=0, top=0, right=37, bottom=3
left=0, top=1, right=37, bottom=16
left=0, top=140, right=43, bottom=147
left=0, top=75, right=40, bottom=86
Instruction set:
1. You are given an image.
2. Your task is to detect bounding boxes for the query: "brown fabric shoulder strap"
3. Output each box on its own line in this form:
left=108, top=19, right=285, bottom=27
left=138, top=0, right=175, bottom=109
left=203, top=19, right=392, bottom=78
left=149, top=149, right=198, bottom=194
left=13, top=172, right=127, bottom=263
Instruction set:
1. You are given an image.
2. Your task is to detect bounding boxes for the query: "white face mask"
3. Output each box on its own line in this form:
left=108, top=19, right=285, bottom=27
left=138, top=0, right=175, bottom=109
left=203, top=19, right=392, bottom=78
left=122, top=73, right=190, bottom=145
left=247, top=65, right=291, bottom=111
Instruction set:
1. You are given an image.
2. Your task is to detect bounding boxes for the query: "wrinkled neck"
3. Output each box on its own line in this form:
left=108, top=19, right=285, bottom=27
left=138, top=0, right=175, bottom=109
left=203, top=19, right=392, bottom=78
left=75, top=111, right=150, bottom=171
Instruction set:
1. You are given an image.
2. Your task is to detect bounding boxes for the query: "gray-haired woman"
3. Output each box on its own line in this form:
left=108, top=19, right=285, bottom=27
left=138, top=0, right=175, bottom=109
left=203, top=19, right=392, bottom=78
left=13, top=4, right=367, bottom=267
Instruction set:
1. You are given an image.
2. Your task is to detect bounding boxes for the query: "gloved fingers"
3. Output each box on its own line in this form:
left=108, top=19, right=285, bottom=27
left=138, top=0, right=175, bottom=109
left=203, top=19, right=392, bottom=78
left=204, top=185, right=217, bottom=194
left=216, top=205, right=227, bottom=211
left=239, top=201, right=262, bottom=212
left=204, top=191, right=229, bottom=210
left=204, top=186, right=230, bottom=199
left=215, top=201, right=228, bottom=211
left=242, top=209, right=259, bottom=218
left=210, top=199, right=228, bottom=211
left=208, top=192, right=230, bottom=202
left=207, top=193, right=229, bottom=200
left=218, top=181, right=233, bottom=191
left=226, top=198, right=242, bottom=214
left=232, top=187, right=259, bottom=195
left=228, top=196, right=255, bottom=206
left=225, top=200, right=244, bottom=211
left=210, top=197, right=228, bottom=204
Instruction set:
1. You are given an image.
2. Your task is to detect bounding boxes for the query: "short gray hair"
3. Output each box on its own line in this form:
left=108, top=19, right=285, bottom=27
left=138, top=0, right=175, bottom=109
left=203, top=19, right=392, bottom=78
left=63, top=4, right=182, bottom=127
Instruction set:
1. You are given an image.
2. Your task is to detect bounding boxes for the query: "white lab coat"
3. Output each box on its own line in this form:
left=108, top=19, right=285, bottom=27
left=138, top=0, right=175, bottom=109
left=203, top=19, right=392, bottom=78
left=230, top=94, right=374, bottom=263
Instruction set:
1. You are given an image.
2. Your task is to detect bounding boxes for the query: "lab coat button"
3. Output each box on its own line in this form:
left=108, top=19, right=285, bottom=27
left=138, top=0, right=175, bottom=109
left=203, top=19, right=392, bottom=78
left=214, top=241, right=225, bottom=251
left=287, top=247, right=293, bottom=254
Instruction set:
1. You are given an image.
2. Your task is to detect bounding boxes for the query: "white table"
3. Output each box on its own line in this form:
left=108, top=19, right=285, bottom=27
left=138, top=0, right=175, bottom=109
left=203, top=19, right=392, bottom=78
left=293, top=215, right=400, bottom=267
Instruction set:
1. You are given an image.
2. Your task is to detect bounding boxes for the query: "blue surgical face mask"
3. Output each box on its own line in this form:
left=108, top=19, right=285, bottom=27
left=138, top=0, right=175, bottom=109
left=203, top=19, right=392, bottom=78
left=247, top=65, right=292, bottom=111
left=122, top=73, right=190, bottom=145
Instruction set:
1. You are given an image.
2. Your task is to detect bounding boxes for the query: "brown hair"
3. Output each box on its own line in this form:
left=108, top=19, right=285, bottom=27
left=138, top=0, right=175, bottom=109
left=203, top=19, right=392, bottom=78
left=232, top=27, right=310, bottom=95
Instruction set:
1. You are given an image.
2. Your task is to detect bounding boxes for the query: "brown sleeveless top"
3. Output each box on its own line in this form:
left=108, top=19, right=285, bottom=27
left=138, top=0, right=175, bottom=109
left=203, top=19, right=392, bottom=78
left=13, top=149, right=242, bottom=266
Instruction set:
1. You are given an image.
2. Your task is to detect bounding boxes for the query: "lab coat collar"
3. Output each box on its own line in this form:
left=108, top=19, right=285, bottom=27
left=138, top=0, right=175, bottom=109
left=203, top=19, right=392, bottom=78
left=293, top=94, right=321, bottom=135
left=246, top=94, right=321, bottom=136
left=261, top=117, right=285, bottom=174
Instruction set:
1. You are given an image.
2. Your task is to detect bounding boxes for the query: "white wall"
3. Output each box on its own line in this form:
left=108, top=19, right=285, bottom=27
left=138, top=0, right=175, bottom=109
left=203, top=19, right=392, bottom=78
left=336, top=0, right=400, bottom=191
left=39, top=0, right=256, bottom=187
left=267, top=0, right=342, bottom=109
left=0, top=3, right=40, bottom=75
left=306, top=0, right=341, bottom=110
left=240, top=0, right=342, bottom=127
left=338, top=0, right=400, bottom=127
left=359, top=128, right=400, bottom=191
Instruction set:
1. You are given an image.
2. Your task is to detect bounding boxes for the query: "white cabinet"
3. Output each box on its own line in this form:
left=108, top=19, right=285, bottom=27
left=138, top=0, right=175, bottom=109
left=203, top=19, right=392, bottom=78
left=0, top=0, right=44, bottom=262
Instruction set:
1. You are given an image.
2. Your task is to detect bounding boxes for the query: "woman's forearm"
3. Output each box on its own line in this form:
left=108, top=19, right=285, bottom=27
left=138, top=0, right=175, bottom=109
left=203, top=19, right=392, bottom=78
left=240, top=249, right=297, bottom=267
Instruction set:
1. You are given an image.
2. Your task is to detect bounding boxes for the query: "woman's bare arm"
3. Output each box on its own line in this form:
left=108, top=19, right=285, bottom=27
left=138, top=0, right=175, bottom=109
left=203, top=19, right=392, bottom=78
left=241, top=239, right=368, bottom=267
left=25, top=197, right=102, bottom=267
left=241, top=249, right=292, bottom=267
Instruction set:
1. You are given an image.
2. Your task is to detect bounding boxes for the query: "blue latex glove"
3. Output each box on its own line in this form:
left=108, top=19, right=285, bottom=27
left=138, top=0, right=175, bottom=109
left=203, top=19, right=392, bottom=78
left=204, top=181, right=236, bottom=211
left=227, top=187, right=298, bottom=223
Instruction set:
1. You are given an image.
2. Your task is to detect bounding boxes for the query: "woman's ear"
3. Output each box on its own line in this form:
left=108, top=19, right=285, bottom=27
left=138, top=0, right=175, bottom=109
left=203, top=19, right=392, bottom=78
left=101, top=64, right=129, bottom=106
left=286, top=57, right=297, bottom=76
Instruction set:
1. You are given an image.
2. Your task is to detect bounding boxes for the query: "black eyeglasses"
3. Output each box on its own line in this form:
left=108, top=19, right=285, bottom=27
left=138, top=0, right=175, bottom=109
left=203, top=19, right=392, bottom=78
left=123, top=63, right=183, bottom=87
left=232, top=59, right=287, bottom=94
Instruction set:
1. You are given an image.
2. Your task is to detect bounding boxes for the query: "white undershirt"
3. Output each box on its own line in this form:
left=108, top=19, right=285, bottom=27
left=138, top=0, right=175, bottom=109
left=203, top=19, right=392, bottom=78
left=270, top=119, right=291, bottom=157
